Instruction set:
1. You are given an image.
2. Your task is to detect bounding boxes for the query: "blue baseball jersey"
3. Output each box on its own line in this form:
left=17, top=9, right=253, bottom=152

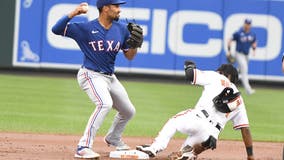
left=52, top=16, right=130, bottom=74
left=232, top=28, right=256, bottom=55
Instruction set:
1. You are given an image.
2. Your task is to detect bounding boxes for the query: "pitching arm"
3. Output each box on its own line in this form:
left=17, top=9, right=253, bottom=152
left=51, top=16, right=72, bottom=35
left=241, top=127, right=254, bottom=160
left=52, top=2, right=88, bottom=35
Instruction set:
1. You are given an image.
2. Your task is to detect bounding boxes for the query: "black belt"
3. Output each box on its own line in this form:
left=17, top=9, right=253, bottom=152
left=93, top=70, right=113, bottom=76
left=199, top=110, right=222, bottom=131
left=215, top=124, right=221, bottom=131
left=201, top=110, right=209, bottom=118
left=237, top=51, right=249, bottom=55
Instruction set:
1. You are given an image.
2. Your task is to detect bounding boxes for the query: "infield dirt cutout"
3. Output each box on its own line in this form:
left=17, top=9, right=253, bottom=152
left=0, top=132, right=282, bottom=160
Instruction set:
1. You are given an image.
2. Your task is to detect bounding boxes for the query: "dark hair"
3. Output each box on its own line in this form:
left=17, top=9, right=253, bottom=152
left=98, top=7, right=103, bottom=13
left=217, top=64, right=239, bottom=84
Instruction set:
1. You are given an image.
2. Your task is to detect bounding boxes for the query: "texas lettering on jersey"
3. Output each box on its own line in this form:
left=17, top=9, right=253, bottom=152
left=88, top=40, right=121, bottom=52
left=52, top=16, right=130, bottom=73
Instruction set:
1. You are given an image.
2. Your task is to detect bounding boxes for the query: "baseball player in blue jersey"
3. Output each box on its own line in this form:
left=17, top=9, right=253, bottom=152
left=227, top=19, right=257, bottom=95
left=52, top=0, right=143, bottom=159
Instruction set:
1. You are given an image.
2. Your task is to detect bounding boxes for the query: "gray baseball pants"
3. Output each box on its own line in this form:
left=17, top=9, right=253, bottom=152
left=76, top=67, right=135, bottom=148
left=235, top=52, right=253, bottom=94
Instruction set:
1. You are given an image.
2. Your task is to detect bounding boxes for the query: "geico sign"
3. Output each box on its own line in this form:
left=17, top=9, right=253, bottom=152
left=47, top=4, right=282, bottom=61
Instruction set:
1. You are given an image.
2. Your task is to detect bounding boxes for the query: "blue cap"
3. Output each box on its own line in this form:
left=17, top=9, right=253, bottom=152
left=244, top=18, right=252, bottom=24
left=96, top=0, right=126, bottom=8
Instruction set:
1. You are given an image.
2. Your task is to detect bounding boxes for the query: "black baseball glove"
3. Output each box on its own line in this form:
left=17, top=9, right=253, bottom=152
left=226, top=53, right=236, bottom=64
left=126, top=23, right=143, bottom=49
left=213, top=87, right=241, bottom=113
left=184, top=60, right=196, bottom=83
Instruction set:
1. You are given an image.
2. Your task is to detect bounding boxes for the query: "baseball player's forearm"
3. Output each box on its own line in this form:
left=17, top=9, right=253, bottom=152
left=251, top=41, right=257, bottom=57
left=241, top=127, right=254, bottom=159
left=124, top=49, right=137, bottom=60
left=52, top=3, right=88, bottom=35
left=227, top=39, right=233, bottom=53
left=184, top=60, right=196, bottom=84
left=185, top=68, right=194, bottom=83
left=52, top=16, right=71, bottom=35
left=252, top=42, right=257, bottom=50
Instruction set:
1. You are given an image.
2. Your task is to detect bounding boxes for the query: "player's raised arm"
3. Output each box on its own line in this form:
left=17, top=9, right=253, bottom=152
left=52, top=2, right=88, bottom=35
left=184, top=60, right=213, bottom=86
left=184, top=60, right=196, bottom=83
left=68, top=2, right=89, bottom=19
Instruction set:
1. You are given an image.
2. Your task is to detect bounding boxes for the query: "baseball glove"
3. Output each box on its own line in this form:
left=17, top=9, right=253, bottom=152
left=226, top=53, right=236, bottom=64
left=213, top=87, right=241, bottom=113
left=126, top=23, right=143, bottom=48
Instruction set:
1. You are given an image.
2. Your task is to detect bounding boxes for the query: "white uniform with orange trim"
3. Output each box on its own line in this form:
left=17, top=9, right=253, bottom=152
left=193, top=69, right=249, bottom=130
left=149, top=69, right=249, bottom=152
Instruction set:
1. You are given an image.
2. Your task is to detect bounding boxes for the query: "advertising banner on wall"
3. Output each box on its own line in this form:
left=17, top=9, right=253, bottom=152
left=13, top=0, right=284, bottom=81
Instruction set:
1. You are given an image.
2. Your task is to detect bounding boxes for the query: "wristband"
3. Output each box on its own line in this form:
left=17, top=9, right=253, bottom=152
left=227, top=46, right=231, bottom=51
left=246, top=146, right=253, bottom=156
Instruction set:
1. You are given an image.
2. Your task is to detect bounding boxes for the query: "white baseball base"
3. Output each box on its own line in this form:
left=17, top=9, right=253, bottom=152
left=109, top=150, right=149, bottom=159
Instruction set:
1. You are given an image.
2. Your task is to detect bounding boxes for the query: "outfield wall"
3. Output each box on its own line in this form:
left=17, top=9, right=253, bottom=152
left=9, top=0, right=284, bottom=81
left=0, top=0, right=16, bottom=67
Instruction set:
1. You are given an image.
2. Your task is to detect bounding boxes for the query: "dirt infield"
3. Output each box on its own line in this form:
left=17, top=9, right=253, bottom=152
left=0, top=132, right=282, bottom=160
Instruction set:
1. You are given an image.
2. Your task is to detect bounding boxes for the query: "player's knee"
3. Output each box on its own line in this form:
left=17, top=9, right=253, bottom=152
left=125, top=106, right=136, bottom=119
left=95, top=101, right=113, bottom=110
left=102, top=103, right=113, bottom=110
left=130, top=107, right=136, bottom=118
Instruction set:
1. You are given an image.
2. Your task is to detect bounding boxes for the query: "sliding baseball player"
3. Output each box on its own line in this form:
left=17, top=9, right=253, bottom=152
left=137, top=62, right=254, bottom=160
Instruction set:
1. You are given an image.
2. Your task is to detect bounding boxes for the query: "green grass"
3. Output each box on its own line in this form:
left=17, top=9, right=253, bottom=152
left=0, top=74, right=283, bottom=142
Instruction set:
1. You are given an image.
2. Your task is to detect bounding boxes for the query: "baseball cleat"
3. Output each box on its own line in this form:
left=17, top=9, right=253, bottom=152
left=104, top=137, right=130, bottom=151
left=136, top=145, right=157, bottom=157
left=248, top=89, right=256, bottom=95
left=74, top=146, right=100, bottom=159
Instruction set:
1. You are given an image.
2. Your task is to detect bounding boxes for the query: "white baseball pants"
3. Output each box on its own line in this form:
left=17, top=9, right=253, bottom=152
left=150, top=109, right=219, bottom=152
